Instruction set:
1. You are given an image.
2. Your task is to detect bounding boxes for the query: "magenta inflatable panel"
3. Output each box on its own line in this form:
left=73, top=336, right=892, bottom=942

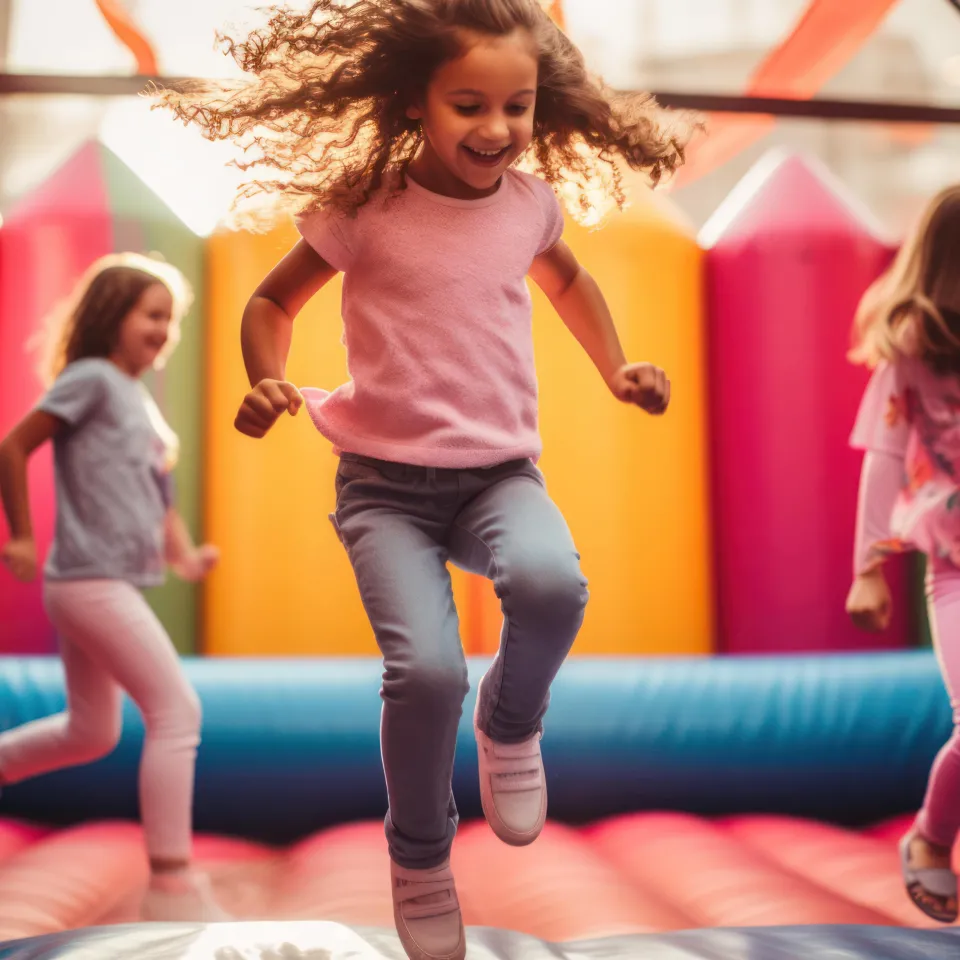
left=701, top=151, right=909, bottom=653
left=0, top=143, right=114, bottom=653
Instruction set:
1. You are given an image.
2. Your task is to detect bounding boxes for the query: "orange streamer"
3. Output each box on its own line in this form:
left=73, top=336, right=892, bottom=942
left=93, top=0, right=158, bottom=75
left=541, top=0, right=566, bottom=31
left=674, top=0, right=911, bottom=189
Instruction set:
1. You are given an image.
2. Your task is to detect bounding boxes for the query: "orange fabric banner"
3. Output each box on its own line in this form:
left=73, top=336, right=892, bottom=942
left=674, top=0, right=902, bottom=189
left=541, top=0, right=566, bottom=31
left=93, top=0, right=158, bottom=75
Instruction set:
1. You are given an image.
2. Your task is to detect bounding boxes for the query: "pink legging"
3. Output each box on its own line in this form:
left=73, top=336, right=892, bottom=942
left=0, top=579, right=201, bottom=862
left=916, top=558, right=960, bottom=849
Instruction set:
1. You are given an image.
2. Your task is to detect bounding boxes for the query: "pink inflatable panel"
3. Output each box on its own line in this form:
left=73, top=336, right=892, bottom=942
left=0, top=813, right=940, bottom=942
left=701, top=150, right=909, bottom=653
left=0, top=144, right=120, bottom=653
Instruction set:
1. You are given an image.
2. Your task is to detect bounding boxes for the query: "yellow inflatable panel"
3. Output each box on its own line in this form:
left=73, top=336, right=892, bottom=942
left=204, top=183, right=714, bottom=658
left=468, top=186, right=715, bottom=656
left=204, top=224, right=370, bottom=655
left=204, top=223, right=483, bottom=656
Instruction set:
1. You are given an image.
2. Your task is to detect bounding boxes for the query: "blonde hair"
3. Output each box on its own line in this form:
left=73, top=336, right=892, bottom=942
left=850, top=184, right=960, bottom=375
left=33, top=252, right=192, bottom=469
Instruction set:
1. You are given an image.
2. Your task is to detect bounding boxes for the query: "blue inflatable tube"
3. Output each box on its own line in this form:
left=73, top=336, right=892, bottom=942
left=0, top=651, right=949, bottom=843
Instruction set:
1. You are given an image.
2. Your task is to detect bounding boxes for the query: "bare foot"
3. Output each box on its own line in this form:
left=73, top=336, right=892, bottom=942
left=140, top=870, right=233, bottom=922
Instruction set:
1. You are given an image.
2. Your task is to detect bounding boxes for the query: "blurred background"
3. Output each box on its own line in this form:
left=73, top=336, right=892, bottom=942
left=3, top=2, right=960, bottom=945
left=2, top=0, right=959, bottom=661
left=4, top=0, right=960, bottom=229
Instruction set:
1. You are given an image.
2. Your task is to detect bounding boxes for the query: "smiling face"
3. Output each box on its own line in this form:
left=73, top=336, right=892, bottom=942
left=406, top=27, right=539, bottom=199
left=110, top=283, right=175, bottom=377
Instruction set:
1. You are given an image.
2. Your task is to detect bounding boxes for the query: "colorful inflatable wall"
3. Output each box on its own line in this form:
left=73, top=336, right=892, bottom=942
left=0, top=145, right=921, bottom=656
left=465, top=185, right=714, bottom=656
left=202, top=223, right=383, bottom=657
left=0, top=142, right=204, bottom=655
left=701, top=150, right=909, bottom=654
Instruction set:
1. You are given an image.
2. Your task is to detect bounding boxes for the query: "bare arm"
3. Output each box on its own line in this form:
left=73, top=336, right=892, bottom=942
left=164, top=507, right=196, bottom=567
left=528, top=241, right=670, bottom=413
left=0, top=411, right=63, bottom=580
left=164, top=506, right=219, bottom=582
left=234, top=240, right=339, bottom=438
left=241, top=238, right=339, bottom=387
left=0, top=410, right=62, bottom=540
left=527, top=240, right=627, bottom=387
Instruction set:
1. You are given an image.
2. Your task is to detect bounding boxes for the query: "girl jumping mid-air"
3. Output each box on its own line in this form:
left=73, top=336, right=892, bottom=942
left=0, top=253, right=229, bottom=922
left=157, top=1, right=696, bottom=955
left=846, top=184, right=960, bottom=925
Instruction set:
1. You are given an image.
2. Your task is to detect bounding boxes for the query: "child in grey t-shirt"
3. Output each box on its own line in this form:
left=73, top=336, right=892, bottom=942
left=40, top=356, right=173, bottom=586
left=0, top=252, right=228, bottom=922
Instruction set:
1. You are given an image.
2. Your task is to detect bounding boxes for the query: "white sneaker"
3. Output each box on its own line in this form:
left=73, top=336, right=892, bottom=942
left=391, top=858, right=465, bottom=960
left=474, top=679, right=547, bottom=846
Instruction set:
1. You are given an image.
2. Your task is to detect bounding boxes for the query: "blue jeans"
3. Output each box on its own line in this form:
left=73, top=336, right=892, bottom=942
left=331, top=454, right=588, bottom=869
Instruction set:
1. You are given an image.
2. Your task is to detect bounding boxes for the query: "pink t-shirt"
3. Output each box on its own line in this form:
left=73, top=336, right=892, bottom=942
left=295, top=168, right=564, bottom=468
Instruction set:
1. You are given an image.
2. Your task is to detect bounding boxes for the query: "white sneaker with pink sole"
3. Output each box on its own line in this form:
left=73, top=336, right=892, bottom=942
left=473, top=678, right=547, bottom=846
left=391, top=858, right=466, bottom=960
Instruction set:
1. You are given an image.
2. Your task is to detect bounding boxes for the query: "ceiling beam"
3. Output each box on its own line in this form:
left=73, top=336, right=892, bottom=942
left=1, top=73, right=959, bottom=125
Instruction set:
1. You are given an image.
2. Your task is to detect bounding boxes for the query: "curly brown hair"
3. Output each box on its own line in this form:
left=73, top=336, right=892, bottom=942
left=152, top=0, right=700, bottom=228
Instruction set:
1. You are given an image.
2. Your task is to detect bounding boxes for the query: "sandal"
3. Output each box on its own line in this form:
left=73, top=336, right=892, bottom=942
left=899, top=832, right=958, bottom=923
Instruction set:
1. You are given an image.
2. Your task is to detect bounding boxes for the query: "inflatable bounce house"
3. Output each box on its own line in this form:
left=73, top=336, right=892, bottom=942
left=0, top=1, right=958, bottom=958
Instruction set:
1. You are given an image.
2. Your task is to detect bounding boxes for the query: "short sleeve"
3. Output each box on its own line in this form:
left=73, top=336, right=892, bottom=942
left=850, top=361, right=911, bottom=457
left=296, top=206, right=357, bottom=274
left=525, top=175, right=564, bottom=256
left=37, top=359, right=108, bottom=427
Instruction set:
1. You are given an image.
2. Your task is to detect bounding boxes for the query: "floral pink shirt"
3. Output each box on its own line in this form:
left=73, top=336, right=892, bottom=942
left=851, top=356, right=960, bottom=567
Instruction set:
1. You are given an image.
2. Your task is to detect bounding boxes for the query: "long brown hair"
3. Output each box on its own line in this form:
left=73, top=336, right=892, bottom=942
left=37, top=252, right=192, bottom=387
left=151, top=0, right=701, bottom=228
left=850, top=184, right=960, bottom=376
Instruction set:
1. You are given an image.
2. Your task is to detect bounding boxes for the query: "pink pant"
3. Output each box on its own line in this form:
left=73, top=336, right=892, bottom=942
left=0, top=579, right=201, bottom=862
left=916, top=559, right=960, bottom=849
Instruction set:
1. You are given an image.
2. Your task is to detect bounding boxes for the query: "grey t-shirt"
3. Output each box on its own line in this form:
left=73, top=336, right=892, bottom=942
left=38, top=358, right=175, bottom=587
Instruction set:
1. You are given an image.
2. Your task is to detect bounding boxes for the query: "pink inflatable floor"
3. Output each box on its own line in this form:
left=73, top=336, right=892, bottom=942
left=0, top=812, right=941, bottom=943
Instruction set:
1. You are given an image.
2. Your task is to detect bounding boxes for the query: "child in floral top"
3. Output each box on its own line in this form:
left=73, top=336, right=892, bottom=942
left=847, top=183, right=960, bottom=924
